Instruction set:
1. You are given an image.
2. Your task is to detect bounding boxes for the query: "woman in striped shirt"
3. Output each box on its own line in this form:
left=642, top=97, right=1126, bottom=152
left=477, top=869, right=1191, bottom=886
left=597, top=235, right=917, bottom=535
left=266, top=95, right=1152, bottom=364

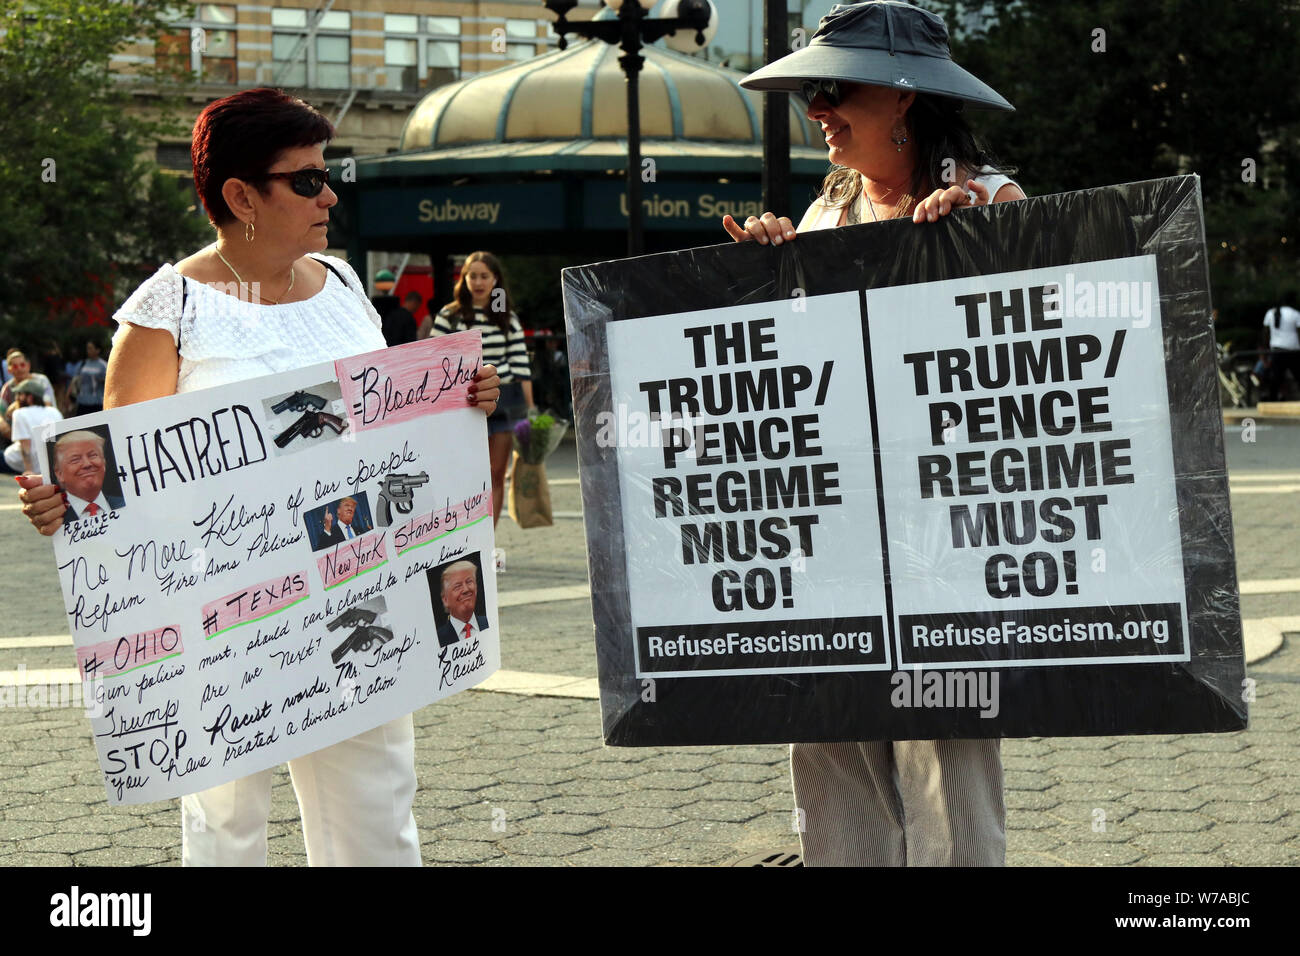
left=422, top=251, right=533, bottom=525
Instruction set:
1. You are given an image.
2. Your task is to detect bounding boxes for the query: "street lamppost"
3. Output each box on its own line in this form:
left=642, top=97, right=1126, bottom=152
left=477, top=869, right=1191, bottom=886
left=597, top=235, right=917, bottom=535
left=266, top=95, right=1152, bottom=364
left=544, top=0, right=716, bottom=256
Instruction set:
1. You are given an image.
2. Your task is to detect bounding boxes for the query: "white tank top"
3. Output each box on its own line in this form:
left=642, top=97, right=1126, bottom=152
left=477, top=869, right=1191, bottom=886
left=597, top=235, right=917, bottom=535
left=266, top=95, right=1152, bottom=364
left=798, top=166, right=1020, bottom=232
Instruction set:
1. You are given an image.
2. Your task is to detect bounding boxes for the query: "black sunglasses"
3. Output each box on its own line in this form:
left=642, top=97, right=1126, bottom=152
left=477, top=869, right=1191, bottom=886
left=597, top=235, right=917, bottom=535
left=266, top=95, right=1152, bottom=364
left=799, top=79, right=843, bottom=108
left=254, top=167, right=331, bottom=197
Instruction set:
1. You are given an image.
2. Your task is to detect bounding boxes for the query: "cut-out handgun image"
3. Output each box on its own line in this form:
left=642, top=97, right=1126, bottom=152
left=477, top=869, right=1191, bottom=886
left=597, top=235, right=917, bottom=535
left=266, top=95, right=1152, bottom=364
left=377, top=471, right=429, bottom=526
left=271, top=390, right=328, bottom=414
left=274, top=410, right=348, bottom=448
left=328, top=607, right=394, bottom=665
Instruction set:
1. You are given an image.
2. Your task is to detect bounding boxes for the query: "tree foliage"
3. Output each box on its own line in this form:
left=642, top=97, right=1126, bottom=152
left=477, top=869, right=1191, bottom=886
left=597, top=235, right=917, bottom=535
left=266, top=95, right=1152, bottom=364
left=0, top=0, right=210, bottom=358
left=925, top=0, right=1300, bottom=334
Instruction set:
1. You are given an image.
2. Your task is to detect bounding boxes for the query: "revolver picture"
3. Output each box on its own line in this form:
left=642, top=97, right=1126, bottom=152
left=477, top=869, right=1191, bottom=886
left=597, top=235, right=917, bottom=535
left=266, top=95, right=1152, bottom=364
left=378, top=471, right=430, bottom=526
left=274, top=410, right=348, bottom=448
left=271, top=390, right=329, bottom=414
left=328, top=608, right=394, bottom=665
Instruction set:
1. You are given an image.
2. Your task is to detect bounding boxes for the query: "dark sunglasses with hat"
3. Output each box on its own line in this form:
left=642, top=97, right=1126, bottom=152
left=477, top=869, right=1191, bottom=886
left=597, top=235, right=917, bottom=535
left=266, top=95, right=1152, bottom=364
left=742, top=1, right=1013, bottom=113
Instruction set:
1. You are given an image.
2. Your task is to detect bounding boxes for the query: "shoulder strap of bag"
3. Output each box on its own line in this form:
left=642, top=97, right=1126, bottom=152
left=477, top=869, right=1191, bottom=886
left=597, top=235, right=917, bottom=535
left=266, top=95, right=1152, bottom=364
left=311, top=255, right=347, bottom=285
left=310, top=255, right=376, bottom=317
left=178, top=274, right=188, bottom=353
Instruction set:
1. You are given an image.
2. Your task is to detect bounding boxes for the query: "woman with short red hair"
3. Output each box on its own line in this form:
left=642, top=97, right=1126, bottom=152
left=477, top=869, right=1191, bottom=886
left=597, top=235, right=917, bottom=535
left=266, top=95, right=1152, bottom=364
left=17, top=88, right=503, bottom=866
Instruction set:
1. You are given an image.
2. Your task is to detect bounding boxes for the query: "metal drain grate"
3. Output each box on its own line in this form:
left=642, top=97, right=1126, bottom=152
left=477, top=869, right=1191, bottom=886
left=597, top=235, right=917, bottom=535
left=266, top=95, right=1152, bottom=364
left=730, top=847, right=804, bottom=867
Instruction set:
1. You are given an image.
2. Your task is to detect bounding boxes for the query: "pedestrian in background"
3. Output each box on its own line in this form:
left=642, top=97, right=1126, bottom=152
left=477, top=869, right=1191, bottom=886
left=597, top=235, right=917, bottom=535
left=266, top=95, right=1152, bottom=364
left=424, top=251, right=533, bottom=526
left=41, top=341, right=69, bottom=409
left=3, top=378, right=62, bottom=473
left=67, top=339, right=109, bottom=416
left=381, top=290, right=421, bottom=347
left=0, top=349, right=55, bottom=444
left=1260, top=294, right=1300, bottom=401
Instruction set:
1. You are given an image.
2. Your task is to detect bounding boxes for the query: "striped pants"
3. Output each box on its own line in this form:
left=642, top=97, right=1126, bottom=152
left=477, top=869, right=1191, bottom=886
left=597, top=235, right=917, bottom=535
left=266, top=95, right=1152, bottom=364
left=791, top=739, right=1005, bottom=866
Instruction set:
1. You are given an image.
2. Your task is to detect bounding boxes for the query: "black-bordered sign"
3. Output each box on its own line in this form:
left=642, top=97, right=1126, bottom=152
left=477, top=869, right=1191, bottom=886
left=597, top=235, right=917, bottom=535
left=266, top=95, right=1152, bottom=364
left=562, top=175, right=1245, bottom=746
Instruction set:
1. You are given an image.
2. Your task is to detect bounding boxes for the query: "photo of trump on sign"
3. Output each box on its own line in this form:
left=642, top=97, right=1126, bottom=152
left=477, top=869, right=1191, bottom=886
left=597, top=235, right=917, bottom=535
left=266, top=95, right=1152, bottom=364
left=429, top=557, right=490, bottom=648
left=50, top=428, right=125, bottom=526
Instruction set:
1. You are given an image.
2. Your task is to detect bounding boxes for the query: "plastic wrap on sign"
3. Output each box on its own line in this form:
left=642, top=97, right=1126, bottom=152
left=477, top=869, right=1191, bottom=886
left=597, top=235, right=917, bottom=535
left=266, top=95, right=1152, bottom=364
left=561, top=175, right=1246, bottom=747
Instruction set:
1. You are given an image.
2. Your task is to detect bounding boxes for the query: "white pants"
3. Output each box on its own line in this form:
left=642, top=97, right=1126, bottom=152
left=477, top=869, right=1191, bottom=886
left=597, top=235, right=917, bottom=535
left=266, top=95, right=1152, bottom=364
left=180, top=715, right=421, bottom=866
left=3, top=441, right=23, bottom=473
left=791, top=738, right=1005, bottom=866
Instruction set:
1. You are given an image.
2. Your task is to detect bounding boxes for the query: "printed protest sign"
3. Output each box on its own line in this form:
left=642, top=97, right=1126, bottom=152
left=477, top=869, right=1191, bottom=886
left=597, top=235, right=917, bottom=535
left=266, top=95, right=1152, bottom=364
left=871, top=255, right=1188, bottom=668
left=39, top=334, right=499, bottom=803
left=606, top=298, right=887, bottom=678
left=563, top=175, right=1245, bottom=746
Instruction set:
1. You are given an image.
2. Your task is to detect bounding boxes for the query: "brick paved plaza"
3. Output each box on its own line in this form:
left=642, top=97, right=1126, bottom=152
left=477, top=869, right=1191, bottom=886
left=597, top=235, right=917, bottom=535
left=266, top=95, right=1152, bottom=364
left=2, top=426, right=1298, bottom=866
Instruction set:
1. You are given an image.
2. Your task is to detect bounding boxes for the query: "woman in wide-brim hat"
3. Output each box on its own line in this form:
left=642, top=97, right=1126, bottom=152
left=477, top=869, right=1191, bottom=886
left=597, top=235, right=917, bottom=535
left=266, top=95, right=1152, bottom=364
left=726, top=1, right=1025, bottom=867
left=725, top=0, right=1023, bottom=239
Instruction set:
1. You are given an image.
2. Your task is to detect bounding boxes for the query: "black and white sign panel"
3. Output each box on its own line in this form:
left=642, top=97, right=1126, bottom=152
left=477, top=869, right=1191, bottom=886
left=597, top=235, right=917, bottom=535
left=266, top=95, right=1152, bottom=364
left=563, top=176, right=1245, bottom=746
left=607, top=297, right=888, bottom=678
left=871, top=254, right=1189, bottom=669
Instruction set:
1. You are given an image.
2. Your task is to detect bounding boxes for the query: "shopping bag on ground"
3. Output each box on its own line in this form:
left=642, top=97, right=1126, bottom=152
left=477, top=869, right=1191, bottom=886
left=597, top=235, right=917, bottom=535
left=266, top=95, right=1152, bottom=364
left=509, top=454, right=553, bottom=528
left=508, top=411, right=568, bottom=528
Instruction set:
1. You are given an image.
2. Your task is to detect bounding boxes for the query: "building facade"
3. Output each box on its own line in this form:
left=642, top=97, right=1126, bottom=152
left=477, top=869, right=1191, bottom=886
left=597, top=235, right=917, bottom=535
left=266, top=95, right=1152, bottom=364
left=120, top=1, right=584, bottom=165
left=109, top=2, right=830, bottom=302
left=121, top=2, right=831, bottom=166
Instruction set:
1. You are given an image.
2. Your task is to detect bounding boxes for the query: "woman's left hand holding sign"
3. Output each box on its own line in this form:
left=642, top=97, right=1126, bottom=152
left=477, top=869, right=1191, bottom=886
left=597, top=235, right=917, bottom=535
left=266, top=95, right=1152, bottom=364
left=471, top=364, right=501, bottom=416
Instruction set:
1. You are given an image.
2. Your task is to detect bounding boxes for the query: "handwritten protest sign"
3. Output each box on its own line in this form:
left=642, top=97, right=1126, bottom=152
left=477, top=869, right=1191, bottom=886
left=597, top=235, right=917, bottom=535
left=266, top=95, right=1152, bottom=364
left=39, top=333, right=498, bottom=804
left=563, top=176, right=1246, bottom=746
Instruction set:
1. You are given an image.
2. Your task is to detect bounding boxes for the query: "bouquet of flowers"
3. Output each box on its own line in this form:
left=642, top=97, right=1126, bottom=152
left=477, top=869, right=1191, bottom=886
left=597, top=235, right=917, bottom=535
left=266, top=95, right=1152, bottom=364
left=512, top=412, right=568, bottom=465
left=509, top=411, right=569, bottom=528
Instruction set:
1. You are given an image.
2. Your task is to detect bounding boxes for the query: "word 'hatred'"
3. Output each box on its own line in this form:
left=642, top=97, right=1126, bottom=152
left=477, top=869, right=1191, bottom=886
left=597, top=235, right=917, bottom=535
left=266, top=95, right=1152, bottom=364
left=119, top=405, right=268, bottom=496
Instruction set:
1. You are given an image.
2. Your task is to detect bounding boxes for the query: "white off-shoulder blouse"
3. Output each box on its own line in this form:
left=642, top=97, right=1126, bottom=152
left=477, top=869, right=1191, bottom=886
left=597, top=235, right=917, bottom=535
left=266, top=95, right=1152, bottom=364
left=112, top=252, right=386, bottom=394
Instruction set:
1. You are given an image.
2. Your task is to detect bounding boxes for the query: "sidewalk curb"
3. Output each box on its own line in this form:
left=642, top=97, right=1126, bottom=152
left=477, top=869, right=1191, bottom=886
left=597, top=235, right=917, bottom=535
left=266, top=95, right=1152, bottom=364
left=1224, top=407, right=1300, bottom=426
left=1244, top=617, right=1297, bottom=665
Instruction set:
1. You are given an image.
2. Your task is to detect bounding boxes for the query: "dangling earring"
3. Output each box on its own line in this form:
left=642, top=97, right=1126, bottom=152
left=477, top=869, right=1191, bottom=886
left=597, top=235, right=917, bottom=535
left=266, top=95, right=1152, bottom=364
left=245, top=220, right=255, bottom=242
left=891, top=124, right=908, bottom=152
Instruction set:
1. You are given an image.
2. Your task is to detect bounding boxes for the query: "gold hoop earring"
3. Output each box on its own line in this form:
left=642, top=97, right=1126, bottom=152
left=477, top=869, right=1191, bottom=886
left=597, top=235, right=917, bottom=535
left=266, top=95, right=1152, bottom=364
left=245, top=220, right=255, bottom=243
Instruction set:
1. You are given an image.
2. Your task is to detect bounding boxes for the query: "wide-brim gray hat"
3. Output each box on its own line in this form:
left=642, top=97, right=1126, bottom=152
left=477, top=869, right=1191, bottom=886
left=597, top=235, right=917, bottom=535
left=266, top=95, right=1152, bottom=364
left=741, top=1, right=1013, bottom=112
